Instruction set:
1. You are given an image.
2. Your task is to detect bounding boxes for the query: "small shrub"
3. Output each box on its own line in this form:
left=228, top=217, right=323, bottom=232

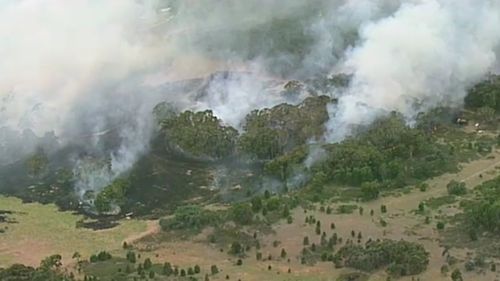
left=436, top=222, right=445, bottom=230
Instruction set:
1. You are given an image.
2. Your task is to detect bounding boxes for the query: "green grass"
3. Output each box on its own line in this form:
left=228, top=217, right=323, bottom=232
left=425, top=195, right=457, bottom=209
left=336, top=204, right=358, bottom=214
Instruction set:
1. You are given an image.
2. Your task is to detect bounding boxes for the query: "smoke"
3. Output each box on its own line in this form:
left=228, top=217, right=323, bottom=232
left=326, top=0, right=500, bottom=141
left=1, top=0, right=500, bottom=196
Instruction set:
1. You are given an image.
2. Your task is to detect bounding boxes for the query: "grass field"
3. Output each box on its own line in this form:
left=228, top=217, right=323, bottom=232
left=121, top=148, right=500, bottom=281
left=2, top=148, right=500, bottom=280
left=0, top=196, right=147, bottom=267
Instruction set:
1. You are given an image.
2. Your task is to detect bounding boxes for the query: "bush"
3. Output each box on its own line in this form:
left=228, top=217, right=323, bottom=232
left=451, top=268, right=463, bottom=281
left=361, top=181, right=380, bottom=200
left=210, top=265, right=219, bottom=275
left=230, top=203, right=254, bottom=225
left=303, top=236, right=309, bottom=246
left=281, top=249, right=287, bottom=258
left=230, top=242, right=243, bottom=255
left=380, top=205, right=387, bottom=213
left=126, top=251, right=136, bottom=263
left=90, top=251, right=112, bottom=263
left=446, top=180, right=467, bottom=196
left=160, top=205, right=222, bottom=231
left=418, top=183, right=428, bottom=192
left=436, top=222, right=445, bottom=230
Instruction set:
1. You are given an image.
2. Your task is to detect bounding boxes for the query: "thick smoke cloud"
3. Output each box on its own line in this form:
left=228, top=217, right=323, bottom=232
left=0, top=0, right=167, bottom=169
left=327, top=0, right=500, bottom=140
left=1, top=0, right=499, bottom=195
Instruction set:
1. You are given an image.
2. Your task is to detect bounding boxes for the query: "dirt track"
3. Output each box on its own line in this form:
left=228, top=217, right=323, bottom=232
left=122, top=220, right=161, bottom=245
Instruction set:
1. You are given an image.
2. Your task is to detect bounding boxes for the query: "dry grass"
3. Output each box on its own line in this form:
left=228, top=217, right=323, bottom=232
left=0, top=196, right=147, bottom=267
left=128, top=149, right=500, bottom=281
left=3, top=149, right=500, bottom=280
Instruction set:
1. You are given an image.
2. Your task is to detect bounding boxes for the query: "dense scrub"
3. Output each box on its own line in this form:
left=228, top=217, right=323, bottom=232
left=159, top=194, right=299, bottom=233
left=465, top=175, right=500, bottom=233
left=159, top=205, right=223, bottom=231
left=2, top=76, right=498, bottom=219
left=94, top=179, right=131, bottom=213
left=334, top=240, right=429, bottom=276
left=160, top=110, right=239, bottom=159
left=465, top=75, right=500, bottom=113
left=312, top=113, right=460, bottom=189
left=0, top=255, right=67, bottom=281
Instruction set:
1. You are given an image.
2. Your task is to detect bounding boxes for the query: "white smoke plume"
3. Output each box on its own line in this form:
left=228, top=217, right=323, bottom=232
left=327, top=0, right=500, bottom=141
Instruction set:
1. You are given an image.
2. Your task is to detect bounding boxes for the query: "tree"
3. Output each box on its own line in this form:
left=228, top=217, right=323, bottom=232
left=303, top=236, right=309, bottom=246
left=230, top=242, right=243, bottom=255
left=264, top=190, right=271, bottom=199
left=96, top=251, right=112, bottom=261
left=239, top=96, right=330, bottom=160
left=40, top=255, right=62, bottom=270
left=161, top=110, right=238, bottom=159
left=256, top=252, right=263, bottom=260
left=137, top=264, right=143, bottom=276
left=126, top=251, right=136, bottom=263
left=163, top=262, right=173, bottom=276
left=251, top=196, right=263, bottom=212
left=194, top=264, right=201, bottom=274
left=95, top=178, right=131, bottom=213
left=26, top=147, right=48, bottom=177
left=281, top=248, right=287, bottom=258
left=380, top=205, right=387, bottom=213
left=143, top=258, right=152, bottom=270
left=418, top=202, right=425, bottom=213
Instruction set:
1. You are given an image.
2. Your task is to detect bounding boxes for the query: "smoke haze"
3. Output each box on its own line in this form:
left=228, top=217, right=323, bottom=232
left=1, top=0, right=499, bottom=194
